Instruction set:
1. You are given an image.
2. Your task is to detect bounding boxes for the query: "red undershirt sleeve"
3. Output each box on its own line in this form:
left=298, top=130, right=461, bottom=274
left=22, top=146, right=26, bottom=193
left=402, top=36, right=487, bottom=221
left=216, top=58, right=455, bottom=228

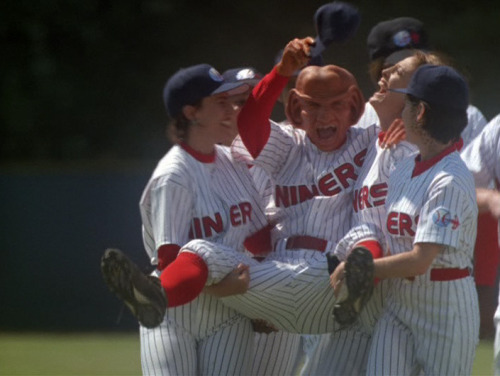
left=157, top=243, right=182, bottom=271
left=356, top=240, right=384, bottom=259
left=237, top=66, right=290, bottom=159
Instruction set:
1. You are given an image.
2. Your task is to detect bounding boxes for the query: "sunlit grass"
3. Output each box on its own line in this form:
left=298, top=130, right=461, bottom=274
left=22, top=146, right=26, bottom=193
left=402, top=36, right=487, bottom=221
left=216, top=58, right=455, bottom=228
left=0, top=333, right=494, bottom=375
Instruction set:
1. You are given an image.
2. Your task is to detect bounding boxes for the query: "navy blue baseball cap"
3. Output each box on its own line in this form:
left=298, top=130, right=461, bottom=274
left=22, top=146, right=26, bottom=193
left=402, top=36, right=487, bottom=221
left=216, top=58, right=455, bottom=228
left=163, top=64, right=249, bottom=118
left=311, top=1, right=361, bottom=57
left=367, top=17, right=429, bottom=62
left=222, top=67, right=262, bottom=87
left=391, top=64, right=469, bottom=112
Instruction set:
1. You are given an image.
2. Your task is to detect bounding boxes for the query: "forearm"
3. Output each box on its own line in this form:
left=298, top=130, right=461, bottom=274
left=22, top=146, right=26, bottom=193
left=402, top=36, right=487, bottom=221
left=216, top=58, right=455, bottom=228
left=237, top=66, right=289, bottom=158
left=374, top=243, right=442, bottom=279
left=476, top=187, right=500, bottom=218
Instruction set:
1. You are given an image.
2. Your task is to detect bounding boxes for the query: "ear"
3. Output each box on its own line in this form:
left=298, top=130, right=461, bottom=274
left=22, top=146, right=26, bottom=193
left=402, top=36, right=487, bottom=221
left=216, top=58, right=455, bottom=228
left=285, top=89, right=304, bottom=127
left=182, top=105, right=198, bottom=122
left=347, top=86, right=366, bottom=125
left=416, top=102, right=426, bottom=122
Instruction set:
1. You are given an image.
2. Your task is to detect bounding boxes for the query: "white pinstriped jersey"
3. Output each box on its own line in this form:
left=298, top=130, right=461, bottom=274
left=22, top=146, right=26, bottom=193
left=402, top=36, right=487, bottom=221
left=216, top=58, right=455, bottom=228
left=302, top=133, right=418, bottom=376
left=139, top=144, right=268, bottom=338
left=335, top=136, right=417, bottom=259
left=461, top=113, right=500, bottom=189
left=461, top=114, right=500, bottom=376
left=385, top=150, right=477, bottom=267
left=233, top=121, right=378, bottom=246
left=354, top=101, right=379, bottom=129
left=462, top=104, right=488, bottom=146
left=366, top=149, right=479, bottom=375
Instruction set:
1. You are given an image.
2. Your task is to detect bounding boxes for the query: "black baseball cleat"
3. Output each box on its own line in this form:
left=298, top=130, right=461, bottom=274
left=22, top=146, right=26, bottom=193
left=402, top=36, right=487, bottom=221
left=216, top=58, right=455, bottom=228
left=101, top=248, right=167, bottom=328
left=333, top=246, right=375, bottom=327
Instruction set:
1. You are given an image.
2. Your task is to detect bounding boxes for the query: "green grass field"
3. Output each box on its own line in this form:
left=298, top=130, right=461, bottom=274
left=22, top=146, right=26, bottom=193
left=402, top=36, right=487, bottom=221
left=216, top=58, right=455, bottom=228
left=0, top=333, right=495, bottom=375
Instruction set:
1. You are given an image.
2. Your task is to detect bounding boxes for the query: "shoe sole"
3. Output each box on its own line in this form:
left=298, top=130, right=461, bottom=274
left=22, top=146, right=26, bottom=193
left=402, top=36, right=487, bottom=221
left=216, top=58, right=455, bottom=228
left=333, top=247, right=374, bottom=326
left=101, top=248, right=166, bottom=328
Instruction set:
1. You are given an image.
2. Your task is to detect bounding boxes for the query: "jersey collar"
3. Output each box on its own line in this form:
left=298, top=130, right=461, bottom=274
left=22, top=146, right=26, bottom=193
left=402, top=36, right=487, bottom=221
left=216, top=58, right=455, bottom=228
left=180, top=141, right=216, bottom=163
left=412, top=138, right=463, bottom=178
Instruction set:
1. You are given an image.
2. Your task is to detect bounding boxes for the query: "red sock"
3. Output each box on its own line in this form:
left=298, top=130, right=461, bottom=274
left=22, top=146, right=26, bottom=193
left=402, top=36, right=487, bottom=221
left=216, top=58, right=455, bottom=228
left=160, top=252, right=208, bottom=307
left=357, top=240, right=384, bottom=285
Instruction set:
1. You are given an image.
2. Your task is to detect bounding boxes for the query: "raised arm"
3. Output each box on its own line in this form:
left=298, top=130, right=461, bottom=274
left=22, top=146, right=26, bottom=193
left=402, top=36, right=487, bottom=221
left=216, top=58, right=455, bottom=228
left=237, top=37, right=314, bottom=158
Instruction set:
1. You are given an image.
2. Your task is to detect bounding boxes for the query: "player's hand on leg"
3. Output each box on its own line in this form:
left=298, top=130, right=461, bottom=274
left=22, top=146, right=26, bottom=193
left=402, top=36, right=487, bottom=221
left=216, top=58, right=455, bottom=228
left=276, top=37, right=315, bottom=77
left=204, top=263, right=250, bottom=297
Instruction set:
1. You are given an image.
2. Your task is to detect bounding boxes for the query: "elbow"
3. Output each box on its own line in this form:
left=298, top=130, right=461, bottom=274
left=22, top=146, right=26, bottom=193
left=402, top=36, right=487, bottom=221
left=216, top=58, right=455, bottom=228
left=413, top=265, right=429, bottom=277
left=413, top=258, right=433, bottom=276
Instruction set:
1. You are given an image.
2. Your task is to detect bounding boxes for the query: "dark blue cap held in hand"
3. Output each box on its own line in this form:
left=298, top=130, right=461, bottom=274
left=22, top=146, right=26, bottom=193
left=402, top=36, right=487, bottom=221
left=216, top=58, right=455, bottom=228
left=310, top=1, right=361, bottom=57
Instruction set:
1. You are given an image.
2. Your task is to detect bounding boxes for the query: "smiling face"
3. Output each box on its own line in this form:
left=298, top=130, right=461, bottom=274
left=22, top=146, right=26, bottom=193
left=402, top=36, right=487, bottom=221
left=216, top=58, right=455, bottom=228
left=288, top=65, right=364, bottom=152
left=219, top=89, right=251, bottom=146
left=184, top=92, right=235, bottom=148
left=369, top=56, right=420, bottom=129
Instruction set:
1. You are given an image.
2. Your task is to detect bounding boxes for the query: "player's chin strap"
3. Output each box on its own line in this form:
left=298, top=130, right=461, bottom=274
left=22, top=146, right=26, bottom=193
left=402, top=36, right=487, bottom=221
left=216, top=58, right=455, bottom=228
left=326, top=253, right=341, bottom=275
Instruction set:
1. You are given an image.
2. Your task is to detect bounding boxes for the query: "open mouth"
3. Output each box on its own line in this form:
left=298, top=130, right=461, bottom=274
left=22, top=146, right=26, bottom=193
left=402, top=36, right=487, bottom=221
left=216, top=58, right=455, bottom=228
left=317, top=126, right=337, bottom=140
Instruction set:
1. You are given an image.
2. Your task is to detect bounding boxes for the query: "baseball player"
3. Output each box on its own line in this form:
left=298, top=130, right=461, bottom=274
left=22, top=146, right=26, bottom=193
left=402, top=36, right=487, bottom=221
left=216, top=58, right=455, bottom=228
left=222, top=66, right=304, bottom=376
left=301, top=52, right=445, bottom=376
left=360, top=16, right=488, bottom=146
left=102, top=37, right=377, bottom=340
left=102, top=63, right=278, bottom=375
left=461, top=114, right=500, bottom=374
left=361, top=18, right=495, bottom=338
left=333, top=64, right=479, bottom=375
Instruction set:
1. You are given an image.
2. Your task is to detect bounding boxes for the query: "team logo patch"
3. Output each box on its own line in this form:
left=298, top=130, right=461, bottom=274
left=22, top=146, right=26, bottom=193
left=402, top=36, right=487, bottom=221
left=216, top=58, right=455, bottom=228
left=208, top=68, right=223, bottom=82
left=392, top=30, right=412, bottom=47
left=236, top=68, right=256, bottom=81
left=432, top=207, right=460, bottom=229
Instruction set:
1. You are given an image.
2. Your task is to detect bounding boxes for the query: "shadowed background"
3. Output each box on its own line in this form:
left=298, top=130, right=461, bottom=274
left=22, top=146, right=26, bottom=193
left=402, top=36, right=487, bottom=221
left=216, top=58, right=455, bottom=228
left=1, top=0, right=499, bottom=332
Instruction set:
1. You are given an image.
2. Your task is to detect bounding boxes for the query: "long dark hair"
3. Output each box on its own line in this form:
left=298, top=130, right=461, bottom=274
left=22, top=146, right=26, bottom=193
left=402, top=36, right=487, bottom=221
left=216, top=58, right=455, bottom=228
left=166, top=100, right=202, bottom=144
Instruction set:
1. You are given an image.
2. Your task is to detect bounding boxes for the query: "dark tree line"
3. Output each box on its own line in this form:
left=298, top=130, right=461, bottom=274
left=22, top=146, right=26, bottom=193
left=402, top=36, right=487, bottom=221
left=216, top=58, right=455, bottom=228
left=1, top=0, right=498, bottom=162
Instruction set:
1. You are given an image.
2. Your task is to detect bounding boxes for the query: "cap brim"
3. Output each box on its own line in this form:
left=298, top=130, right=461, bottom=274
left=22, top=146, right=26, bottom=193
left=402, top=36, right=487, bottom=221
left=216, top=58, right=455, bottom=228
left=212, top=82, right=250, bottom=95
left=388, top=88, right=410, bottom=94
left=310, top=36, right=326, bottom=57
left=384, top=49, right=418, bottom=66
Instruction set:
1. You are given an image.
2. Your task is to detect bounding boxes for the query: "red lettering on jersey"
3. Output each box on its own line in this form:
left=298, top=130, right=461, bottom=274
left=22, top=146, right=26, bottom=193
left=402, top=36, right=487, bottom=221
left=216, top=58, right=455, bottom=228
left=399, top=213, right=415, bottom=236
left=230, top=205, right=242, bottom=226
left=387, top=212, right=399, bottom=235
left=354, top=149, right=367, bottom=167
left=230, top=202, right=252, bottom=226
left=275, top=185, right=290, bottom=208
left=298, top=185, right=319, bottom=202
left=387, top=211, right=416, bottom=236
left=202, top=213, right=223, bottom=237
left=334, top=163, right=357, bottom=189
left=353, top=183, right=388, bottom=213
left=353, top=189, right=359, bottom=212
left=190, top=217, right=203, bottom=239
left=318, top=173, right=341, bottom=196
left=370, top=183, right=388, bottom=206
left=240, top=202, right=252, bottom=224
left=359, top=186, right=371, bottom=210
